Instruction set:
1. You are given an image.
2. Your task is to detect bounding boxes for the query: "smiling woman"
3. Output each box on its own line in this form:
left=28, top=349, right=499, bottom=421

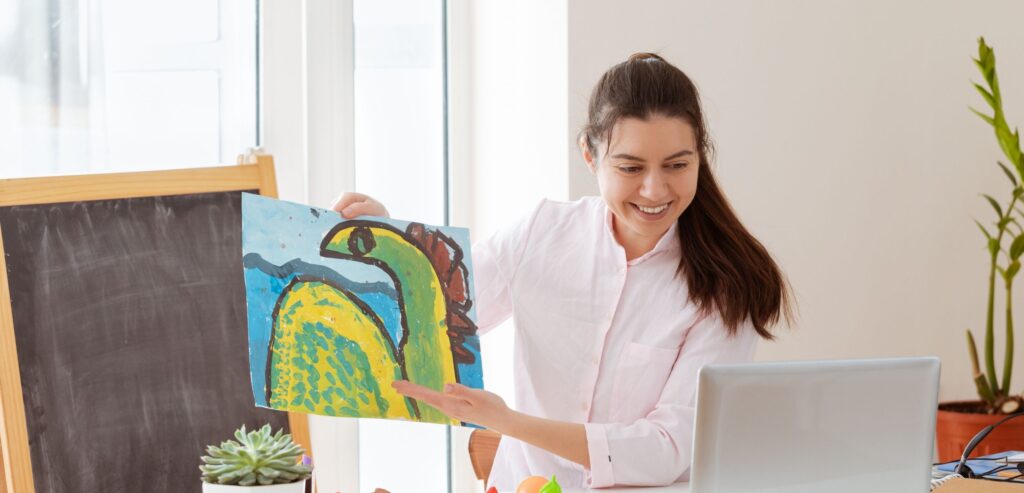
left=581, top=115, right=700, bottom=260
left=337, top=52, right=793, bottom=490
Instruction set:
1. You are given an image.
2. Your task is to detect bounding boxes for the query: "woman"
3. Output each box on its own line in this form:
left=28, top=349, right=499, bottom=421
left=334, top=53, right=791, bottom=489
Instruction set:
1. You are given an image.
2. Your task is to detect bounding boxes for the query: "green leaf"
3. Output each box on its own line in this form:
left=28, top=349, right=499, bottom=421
left=974, top=57, right=988, bottom=78
left=999, top=161, right=1020, bottom=186
left=967, top=329, right=996, bottom=403
left=990, top=238, right=1001, bottom=257
left=968, top=329, right=981, bottom=372
left=1011, top=235, right=1024, bottom=260
left=977, top=219, right=994, bottom=240
left=976, top=83, right=998, bottom=110
left=996, top=125, right=1022, bottom=166
left=984, top=194, right=1004, bottom=217
left=1015, top=130, right=1024, bottom=168
left=1010, top=218, right=1024, bottom=235
left=1007, top=260, right=1021, bottom=280
left=972, top=107, right=997, bottom=127
left=977, top=39, right=997, bottom=82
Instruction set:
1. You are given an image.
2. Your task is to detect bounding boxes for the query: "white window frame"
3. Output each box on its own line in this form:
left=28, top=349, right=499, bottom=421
left=260, top=0, right=355, bottom=209
left=260, top=1, right=359, bottom=492
left=260, top=2, right=485, bottom=492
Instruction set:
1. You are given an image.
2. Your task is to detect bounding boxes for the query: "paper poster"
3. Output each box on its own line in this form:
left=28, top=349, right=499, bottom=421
left=241, top=193, right=482, bottom=425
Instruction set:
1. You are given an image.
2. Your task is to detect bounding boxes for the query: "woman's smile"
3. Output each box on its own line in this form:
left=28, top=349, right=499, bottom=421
left=630, top=201, right=673, bottom=220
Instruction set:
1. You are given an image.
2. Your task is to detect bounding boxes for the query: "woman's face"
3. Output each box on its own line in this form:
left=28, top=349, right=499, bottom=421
left=583, top=115, right=700, bottom=253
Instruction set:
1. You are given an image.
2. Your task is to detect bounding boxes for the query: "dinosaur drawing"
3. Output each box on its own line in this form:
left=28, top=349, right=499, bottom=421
left=265, top=220, right=478, bottom=424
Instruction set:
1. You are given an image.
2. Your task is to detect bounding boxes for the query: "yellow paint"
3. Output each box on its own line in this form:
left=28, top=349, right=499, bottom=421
left=324, top=225, right=458, bottom=425
left=270, top=281, right=412, bottom=419
left=360, top=228, right=455, bottom=388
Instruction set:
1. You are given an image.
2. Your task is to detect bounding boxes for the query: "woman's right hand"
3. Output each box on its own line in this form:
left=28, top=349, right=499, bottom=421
left=332, top=192, right=390, bottom=219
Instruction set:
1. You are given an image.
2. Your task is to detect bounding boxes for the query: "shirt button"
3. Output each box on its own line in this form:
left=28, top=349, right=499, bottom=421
left=591, top=355, right=600, bottom=365
left=582, top=402, right=589, bottom=412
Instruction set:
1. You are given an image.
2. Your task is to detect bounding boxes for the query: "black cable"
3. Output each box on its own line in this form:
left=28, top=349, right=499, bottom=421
left=955, top=411, right=1024, bottom=478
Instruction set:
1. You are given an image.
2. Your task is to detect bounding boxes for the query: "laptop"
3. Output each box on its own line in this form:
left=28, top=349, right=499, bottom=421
left=685, top=357, right=940, bottom=493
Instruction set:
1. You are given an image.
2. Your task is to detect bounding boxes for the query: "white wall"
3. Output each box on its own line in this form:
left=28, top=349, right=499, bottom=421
left=453, top=0, right=570, bottom=406
left=563, top=0, right=1024, bottom=402
left=448, top=3, right=568, bottom=489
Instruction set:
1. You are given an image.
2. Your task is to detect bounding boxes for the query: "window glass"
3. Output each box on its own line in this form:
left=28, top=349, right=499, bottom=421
left=0, top=0, right=257, bottom=178
left=353, top=1, right=449, bottom=492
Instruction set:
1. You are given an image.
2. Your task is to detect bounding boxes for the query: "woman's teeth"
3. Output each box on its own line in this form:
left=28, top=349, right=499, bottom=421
left=636, top=204, right=668, bottom=214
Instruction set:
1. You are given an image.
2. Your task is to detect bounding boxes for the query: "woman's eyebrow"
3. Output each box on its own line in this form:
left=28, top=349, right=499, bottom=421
left=610, top=150, right=694, bottom=162
left=662, top=150, right=694, bottom=160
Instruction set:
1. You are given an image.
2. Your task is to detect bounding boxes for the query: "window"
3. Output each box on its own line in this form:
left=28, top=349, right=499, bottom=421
left=3, top=2, right=468, bottom=491
left=0, top=0, right=257, bottom=178
left=353, top=1, right=450, bottom=492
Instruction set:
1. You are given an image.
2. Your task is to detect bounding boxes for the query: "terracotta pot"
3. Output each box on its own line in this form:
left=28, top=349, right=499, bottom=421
left=936, top=400, right=1024, bottom=462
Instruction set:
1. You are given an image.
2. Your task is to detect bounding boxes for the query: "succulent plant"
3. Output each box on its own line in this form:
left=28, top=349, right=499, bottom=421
left=199, top=424, right=312, bottom=486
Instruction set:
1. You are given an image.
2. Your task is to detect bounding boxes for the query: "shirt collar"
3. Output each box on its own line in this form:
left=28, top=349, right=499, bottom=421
left=603, top=203, right=681, bottom=266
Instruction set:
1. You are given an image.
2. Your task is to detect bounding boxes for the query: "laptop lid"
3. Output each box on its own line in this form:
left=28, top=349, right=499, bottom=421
left=689, top=357, right=940, bottom=493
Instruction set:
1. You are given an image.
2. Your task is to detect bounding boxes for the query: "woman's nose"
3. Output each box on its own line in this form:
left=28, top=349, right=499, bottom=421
left=640, top=170, right=669, bottom=198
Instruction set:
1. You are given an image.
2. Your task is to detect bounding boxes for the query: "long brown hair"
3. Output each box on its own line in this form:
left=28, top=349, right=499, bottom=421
left=580, top=52, right=792, bottom=339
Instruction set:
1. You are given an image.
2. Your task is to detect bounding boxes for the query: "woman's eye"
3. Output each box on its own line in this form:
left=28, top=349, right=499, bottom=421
left=667, top=162, right=688, bottom=170
left=619, top=166, right=642, bottom=174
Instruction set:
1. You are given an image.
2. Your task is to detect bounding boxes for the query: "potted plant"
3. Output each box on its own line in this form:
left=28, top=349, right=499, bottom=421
left=199, top=424, right=313, bottom=492
left=935, top=37, right=1024, bottom=462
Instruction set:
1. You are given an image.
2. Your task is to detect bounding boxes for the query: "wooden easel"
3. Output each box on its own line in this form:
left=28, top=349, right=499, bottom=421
left=0, top=153, right=311, bottom=493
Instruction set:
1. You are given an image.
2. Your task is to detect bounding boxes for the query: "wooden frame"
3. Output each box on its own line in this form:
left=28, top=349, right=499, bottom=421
left=0, top=155, right=311, bottom=493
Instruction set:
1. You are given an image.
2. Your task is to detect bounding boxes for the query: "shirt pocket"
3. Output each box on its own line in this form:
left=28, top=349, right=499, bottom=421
left=610, top=341, right=681, bottom=422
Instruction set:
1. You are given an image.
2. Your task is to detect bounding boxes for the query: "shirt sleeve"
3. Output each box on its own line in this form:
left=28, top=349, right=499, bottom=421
left=583, top=313, right=760, bottom=488
left=471, top=200, right=546, bottom=334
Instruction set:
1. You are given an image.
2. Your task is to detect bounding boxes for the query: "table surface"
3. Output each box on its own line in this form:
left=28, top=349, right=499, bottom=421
left=503, top=484, right=689, bottom=493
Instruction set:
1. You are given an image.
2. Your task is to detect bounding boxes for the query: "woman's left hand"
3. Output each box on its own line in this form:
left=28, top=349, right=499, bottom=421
left=392, top=380, right=512, bottom=430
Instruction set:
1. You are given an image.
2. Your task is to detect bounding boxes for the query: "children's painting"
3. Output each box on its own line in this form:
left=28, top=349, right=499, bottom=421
left=242, top=193, right=482, bottom=425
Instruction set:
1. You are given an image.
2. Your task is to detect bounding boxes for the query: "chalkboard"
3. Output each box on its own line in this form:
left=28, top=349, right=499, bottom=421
left=0, top=159, right=309, bottom=493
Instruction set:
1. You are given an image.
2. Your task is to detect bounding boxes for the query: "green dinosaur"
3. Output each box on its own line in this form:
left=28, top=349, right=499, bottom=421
left=266, top=221, right=476, bottom=425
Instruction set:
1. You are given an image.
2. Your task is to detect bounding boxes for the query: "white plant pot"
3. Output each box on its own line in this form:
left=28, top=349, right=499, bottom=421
left=202, top=481, right=307, bottom=493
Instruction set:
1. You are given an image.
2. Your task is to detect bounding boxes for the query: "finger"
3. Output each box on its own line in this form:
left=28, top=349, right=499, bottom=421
left=344, top=202, right=372, bottom=220
left=342, top=200, right=385, bottom=218
left=443, top=383, right=473, bottom=397
left=339, top=203, right=361, bottom=219
left=331, top=192, right=365, bottom=213
left=393, top=380, right=444, bottom=402
left=393, top=381, right=464, bottom=410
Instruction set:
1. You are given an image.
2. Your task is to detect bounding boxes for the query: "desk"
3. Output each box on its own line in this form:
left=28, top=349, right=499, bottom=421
left=503, top=484, right=689, bottom=492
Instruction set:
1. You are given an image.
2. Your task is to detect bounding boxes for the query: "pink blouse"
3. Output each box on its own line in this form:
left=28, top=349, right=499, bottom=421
left=473, top=197, right=758, bottom=489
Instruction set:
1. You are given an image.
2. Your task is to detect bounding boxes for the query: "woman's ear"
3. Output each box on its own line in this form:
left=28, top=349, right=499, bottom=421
left=579, top=136, right=597, bottom=174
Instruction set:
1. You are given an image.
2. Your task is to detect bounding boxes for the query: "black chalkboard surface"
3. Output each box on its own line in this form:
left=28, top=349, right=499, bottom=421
left=0, top=160, right=305, bottom=493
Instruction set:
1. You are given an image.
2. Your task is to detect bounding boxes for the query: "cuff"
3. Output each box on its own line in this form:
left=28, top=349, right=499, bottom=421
left=584, top=422, right=614, bottom=488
